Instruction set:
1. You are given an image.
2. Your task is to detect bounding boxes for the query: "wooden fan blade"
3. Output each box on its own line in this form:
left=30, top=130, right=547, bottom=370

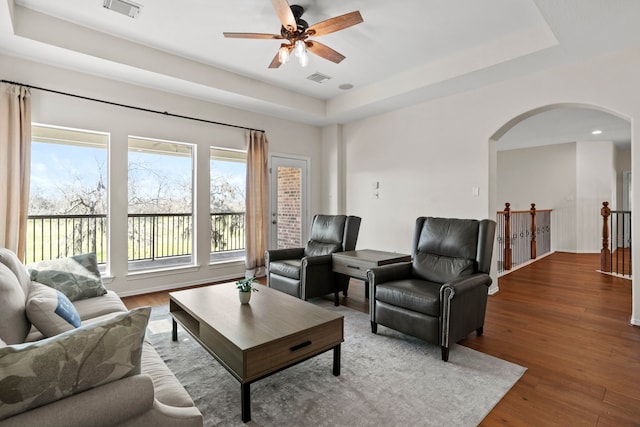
left=268, top=52, right=282, bottom=69
left=223, top=32, right=284, bottom=39
left=307, top=11, right=363, bottom=37
left=306, top=40, right=345, bottom=64
left=271, top=0, right=296, bottom=32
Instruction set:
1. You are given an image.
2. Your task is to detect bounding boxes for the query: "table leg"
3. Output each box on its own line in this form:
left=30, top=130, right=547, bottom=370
left=333, top=344, right=341, bottom=376
left=241, top=383, right=251, bottom=422
left=171, top=319, right=177, bottom=341
left=365, top=279, right=369, bottom=299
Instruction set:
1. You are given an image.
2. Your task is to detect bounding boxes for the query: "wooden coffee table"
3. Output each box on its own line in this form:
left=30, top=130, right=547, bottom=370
left=169, top=283, right=344, bottom=422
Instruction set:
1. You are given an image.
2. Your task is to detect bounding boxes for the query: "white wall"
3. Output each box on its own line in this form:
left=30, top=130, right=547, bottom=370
left=321, top=124, right=343, bottom=214
left=0, top=54, right=323, bottom=296
left=616, top=147, right=632, bottom=210
left=341, top=105, right=491, bottom=254
left=498, top=142, right=577, bottom=252
left=331, top=46, right=640, bottom=325
left=576, top=141, right=616, bottom=252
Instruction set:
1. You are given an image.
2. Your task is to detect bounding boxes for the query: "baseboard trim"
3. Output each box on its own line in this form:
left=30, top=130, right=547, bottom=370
left=498, top=251, right=555, bottom=277
left=116, top=272, right=242, bottom=297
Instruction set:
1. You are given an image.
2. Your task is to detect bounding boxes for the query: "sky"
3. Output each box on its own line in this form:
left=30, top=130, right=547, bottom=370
left=30, top=142, right=106, bottom=197
left=30, top=141, right=246, bottom=202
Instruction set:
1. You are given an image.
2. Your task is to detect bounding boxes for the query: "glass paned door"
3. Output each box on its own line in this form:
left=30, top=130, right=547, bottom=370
left=269, top=156, right=309, bottom=249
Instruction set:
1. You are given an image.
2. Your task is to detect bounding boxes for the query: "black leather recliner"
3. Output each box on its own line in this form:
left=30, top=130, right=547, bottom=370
left=367, top=217, right=496, bottom=361
left=265, top=214, right=361, bottom=305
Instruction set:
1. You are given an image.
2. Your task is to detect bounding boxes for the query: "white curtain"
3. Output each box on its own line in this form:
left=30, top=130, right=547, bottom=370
left=0, top=83, right=31, bottom=260
left=245, top=130, right=269, bottom=278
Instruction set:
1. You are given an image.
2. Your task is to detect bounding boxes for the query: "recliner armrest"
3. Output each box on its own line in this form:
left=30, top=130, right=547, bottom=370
left=367, top=262, right=413, bottom=285
left=265, top=247, right=305, bottom=263
left=440, top=273, right=492, bottom=350
left=441, top=273, right=492, bottom=298
left=299, top=254, right=337, bottom=301
left=301, top=254, right=333, bottom=266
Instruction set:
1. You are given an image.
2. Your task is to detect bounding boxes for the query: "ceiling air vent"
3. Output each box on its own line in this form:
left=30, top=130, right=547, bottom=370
left=103, top=0, right=142, bottom=18
left=306, top=72, right=332, bottom=84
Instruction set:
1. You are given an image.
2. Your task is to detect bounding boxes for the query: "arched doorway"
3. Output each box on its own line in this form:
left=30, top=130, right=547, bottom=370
left=488, top=103, right=631, bottom=292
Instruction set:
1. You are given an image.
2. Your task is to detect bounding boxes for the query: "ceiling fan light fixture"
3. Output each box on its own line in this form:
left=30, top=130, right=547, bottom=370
left=278, top=45, right=290, bottom=64
left=298, top=51, right=309, bottom=67
left=294, top=40, right=306, bottom=58
left=292, top=40, right=309, bottom=67
left=223, top=1, right=363, bottom=69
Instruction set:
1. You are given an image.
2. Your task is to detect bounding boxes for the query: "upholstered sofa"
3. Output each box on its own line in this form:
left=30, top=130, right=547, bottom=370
left=0, top=249, right=203, bottom=427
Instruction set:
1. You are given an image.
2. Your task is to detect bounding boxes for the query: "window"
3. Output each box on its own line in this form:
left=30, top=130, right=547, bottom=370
left=27, top=125, right=244, bottom=275
left=128, top=137, right=194, bottom=271
left=210, top=147, right=246, bottom=262
left=28, top=125, right=108, bottom=266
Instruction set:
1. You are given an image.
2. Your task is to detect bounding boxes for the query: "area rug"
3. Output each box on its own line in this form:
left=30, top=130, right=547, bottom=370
left=147, top=301, right=525, bottom=427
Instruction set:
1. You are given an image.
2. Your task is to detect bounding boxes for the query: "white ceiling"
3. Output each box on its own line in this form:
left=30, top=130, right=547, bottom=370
left=0, top=0, right=637, bottom=146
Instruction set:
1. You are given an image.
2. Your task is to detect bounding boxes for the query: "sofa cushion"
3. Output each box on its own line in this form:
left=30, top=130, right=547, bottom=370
left=0, top=306, right=151, bottom=421
left=25, top=282, right=81, bottom=337
left=0, top=249, right=31, bottom=296
left=73, top=291, right=128, bottom=321
left=28, top=253, right=107, bottom=302
left=0, top=263, right=30, bottom=345
left=269, top=260, right=301, bottom=280
left=22, top=328, right=45, bottom=344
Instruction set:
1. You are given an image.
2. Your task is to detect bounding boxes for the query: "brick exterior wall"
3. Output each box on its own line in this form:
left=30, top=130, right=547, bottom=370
left=277, top=166, right=302, bottom=248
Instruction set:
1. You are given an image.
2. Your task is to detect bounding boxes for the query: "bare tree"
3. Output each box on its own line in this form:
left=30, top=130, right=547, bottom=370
left=29, top=149, right=244, bottom=259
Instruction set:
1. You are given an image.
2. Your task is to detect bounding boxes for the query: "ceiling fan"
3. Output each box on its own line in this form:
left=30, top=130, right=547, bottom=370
left=223, top=0, right=364, bottom=68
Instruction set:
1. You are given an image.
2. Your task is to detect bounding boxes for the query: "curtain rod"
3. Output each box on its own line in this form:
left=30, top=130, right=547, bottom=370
left=1, top=79, right=265, bottom=133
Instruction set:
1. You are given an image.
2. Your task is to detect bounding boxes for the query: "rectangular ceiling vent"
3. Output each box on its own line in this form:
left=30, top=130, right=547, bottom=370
left=307, top=72, right=332, bottom=84
left=103, top=0, right=142, bottom=18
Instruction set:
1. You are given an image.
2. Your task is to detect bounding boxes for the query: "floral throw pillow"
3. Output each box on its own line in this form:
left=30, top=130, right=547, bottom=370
left=0, top=306, right=151, bottom=421
left=27, top=253, right=107, bottom=302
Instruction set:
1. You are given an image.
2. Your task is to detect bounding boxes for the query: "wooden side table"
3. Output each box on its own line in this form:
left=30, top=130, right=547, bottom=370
left=332, top=249, right=411, bottom=298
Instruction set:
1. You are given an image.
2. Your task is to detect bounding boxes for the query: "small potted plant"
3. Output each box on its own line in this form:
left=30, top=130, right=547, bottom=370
left=236, top=277, right=258, bottom=304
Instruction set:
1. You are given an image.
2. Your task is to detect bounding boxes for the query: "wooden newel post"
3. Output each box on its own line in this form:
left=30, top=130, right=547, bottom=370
left=601, top=201, right=611, bottom=272
left=504, top=203, right=512, bottom=271
left=530, top=203, right=537, bottom=260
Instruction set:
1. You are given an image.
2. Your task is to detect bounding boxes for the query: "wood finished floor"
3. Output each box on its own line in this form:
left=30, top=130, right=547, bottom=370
left=122, top=252, right=640, bottom=426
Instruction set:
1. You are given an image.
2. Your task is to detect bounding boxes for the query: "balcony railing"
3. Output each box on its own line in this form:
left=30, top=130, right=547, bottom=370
left=496, top=203, right=552, bottom=275
left=600, top=202, right=631, bottom=279
left=128, top=213, right=193, bottom=262
left=26, top=214, right=108, bottom=264
left=25, top=212, right=245, bottom=265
